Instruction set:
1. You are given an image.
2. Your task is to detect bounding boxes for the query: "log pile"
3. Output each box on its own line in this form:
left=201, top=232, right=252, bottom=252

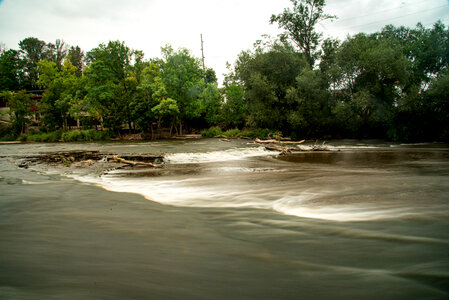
left=255, top=138, right=329, bottom=154
left=18, top=151, right=164, bottom=168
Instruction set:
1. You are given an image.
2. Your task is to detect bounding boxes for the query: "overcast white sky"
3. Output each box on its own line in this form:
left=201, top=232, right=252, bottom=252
left=1, top=0, right=448, bottom=84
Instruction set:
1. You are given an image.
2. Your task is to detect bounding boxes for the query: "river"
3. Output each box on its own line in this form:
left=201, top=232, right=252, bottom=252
left=0, top=139, right=448, bottom=299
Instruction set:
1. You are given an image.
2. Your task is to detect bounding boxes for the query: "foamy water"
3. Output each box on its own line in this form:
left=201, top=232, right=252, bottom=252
left=164, top=146, right=278, bottom=164
left=65, top=144, right=449, bottom=222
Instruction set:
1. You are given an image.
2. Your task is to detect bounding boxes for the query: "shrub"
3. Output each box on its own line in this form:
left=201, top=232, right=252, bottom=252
left=62, top=129, right=111, bottom=142
left=223, top=128, right=240, bottom=138
left=238, top=128, right=270, bottom=138
left=19, top=130, right=62, bottom=142
left=0, top=133, right=17, bottom=141
left=0, top=126, right=17, bottom=141
left=62, top=130, right=82, bottom=142
left=201, top=126, right=223, bottom=138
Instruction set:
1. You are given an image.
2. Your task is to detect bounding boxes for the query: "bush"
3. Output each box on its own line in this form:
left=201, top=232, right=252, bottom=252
left=62, top=130, right=82, bottom=141
left=201, top=126, right=223, bottom=138
left=20, top=130, right=62, bottom=142
left=238, top=128, right=270, bottom=138
left=0, top=126, right=17, bottom=141
left=0, top=133, right=17, bottom=141
left=62, top=129, right=111, bottom=142
left=17, top=129, right=111, bottom=142
left=223, top=128, right=240, bottom=138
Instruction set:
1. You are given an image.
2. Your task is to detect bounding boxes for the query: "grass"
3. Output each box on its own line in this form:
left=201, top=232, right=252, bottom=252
left=201, top=127, right=271, bottom=139
left=15, top=129, right=112, bottom=142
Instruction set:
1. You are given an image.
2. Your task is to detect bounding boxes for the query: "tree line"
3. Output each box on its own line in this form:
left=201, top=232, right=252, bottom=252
left=1, top=0, right=448, bottom=141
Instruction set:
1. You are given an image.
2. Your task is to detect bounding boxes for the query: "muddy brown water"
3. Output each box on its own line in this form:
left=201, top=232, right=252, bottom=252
left=0, top=139, right=448, bottom=299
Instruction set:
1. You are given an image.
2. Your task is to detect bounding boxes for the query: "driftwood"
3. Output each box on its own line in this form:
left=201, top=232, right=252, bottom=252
left=280, top=139, right=305, bottom=145
left=264, top=141, right=329, bottom=154
left=110, top=155, right=161, bottom=168
left=255, top=138, right=305, bottom=145
left=255, top=138, right=278, bottom=144
left=175, top=134, right=202, bottom=140
left=19, top=151, right=164, bottom=168
left=264, top=144, right=297, bottom=154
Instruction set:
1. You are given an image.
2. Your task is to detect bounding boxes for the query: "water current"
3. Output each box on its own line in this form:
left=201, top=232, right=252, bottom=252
left=0, top=139, right=448, bottom=299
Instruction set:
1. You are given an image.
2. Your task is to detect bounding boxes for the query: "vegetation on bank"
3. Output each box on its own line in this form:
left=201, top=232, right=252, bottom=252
left=201, top=127, right=272, bottom=139
left=1, top=0, right=448, bottom=142
left=13, top=129, right=112, bottom=142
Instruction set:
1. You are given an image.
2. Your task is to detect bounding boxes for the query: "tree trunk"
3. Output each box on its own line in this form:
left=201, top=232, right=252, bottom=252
left=170, top=120, right=174, bottom=136
left=179, top=120, right=183, bottom=136
left=157, top=116, right=162, bottom=139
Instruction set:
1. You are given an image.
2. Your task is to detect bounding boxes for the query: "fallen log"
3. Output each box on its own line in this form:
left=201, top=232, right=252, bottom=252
left=110, top=155, right=162, bottom=168
left=255, top=138, right=279, bottom=144
left=279, top=139, right=305, bottom=145
left=264, top=144, right=297, bottom=154
left=255, top=138, right=305, bottom=145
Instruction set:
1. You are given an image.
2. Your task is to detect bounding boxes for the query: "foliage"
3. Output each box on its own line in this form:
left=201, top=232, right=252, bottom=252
left=37, top=59, right=80, bottom=131
left=0, top=49, right=21, bottom=91
left=19, top=130, right=62, bottom=142
left=84, top=41, right=137, bottom=133
left=201, top=126, right=223, bottom=138
left=160, top=45, right=204, bottom=135
left=0, top=10, right=447, bottom=142
left=222, top=128, right=241, bottom=137
left=222, top=84, right=247, bottom=129
left=61, top=129, right=111, bottom=142
left=0, top=90, right=34, bottom=135
left=270, top=0, right=336, bottom=67
left=234, top=38, right=309, bottom=134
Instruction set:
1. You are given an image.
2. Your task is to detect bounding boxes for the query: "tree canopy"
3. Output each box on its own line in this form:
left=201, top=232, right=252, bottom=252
left=0, top=2, right=447, bottom=142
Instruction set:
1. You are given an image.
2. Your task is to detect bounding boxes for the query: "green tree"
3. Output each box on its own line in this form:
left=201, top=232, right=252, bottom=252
left=222, top=83, right=247, bottom=128
left=0, top=49, right=21, bottom=91
left=286, top=68, right=331, bottom=137
left=270, top=0, right=336, bottom=67
left=160, top=45, right=204, bottom=135
left=45, top=39, right=68, bottom=68
left=131, top=63, right=159, bottom=133
left=37, top=59, right=79, bottom=130
left=0, top=90, right=34, bottom=134
left=18, top=37, right=47, bottom=89
left=234, top=39, right=308, bottom=133
left=67, top=45, right=84, bottom=76
left=327, top=33, right=410, bottom=137
left=200, top=82, right=222, bottom=126
left=151, top=76, right=179, bottom=137
left=84, top=41, right=139, bottom=134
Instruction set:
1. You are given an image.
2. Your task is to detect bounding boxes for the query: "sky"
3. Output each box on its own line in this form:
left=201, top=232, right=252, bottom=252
left=0, top=0, right=448, bottom=84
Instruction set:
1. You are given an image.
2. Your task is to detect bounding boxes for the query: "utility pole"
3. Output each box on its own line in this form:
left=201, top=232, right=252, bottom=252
left=200, top=34, right=206, bottom=82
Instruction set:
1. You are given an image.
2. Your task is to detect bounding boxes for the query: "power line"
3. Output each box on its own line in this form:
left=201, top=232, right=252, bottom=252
left=339, top=4, right=449, bottom=30
left=333, top=0, right=430, bottom=23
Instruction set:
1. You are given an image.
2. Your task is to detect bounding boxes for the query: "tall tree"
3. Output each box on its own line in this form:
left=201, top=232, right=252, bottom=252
left=84, top=41, right=139, bottom=134
left=160, top=45, right=203, bottom=135
left=18, top=37, right=47, bottom=89
left=270, top=0, right=335, bottom=67
left=37, top=59, right=79, bottom=130
left=234, top=39, right=308, bottom=132
left=67, top=46, right=85, bottom=76
left=0, top=49, right=21, bottom=91
left=46, top=39, right=68, bottom=68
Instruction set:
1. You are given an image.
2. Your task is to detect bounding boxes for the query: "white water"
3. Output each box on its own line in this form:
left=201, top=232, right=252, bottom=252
left=164, top=146, right=278, bottom=164
left=65, top=143, right=449, bottom=222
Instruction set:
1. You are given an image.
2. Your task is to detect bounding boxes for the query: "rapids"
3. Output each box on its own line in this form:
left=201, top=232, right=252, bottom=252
left=0, top=139, right=448, bottom=299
